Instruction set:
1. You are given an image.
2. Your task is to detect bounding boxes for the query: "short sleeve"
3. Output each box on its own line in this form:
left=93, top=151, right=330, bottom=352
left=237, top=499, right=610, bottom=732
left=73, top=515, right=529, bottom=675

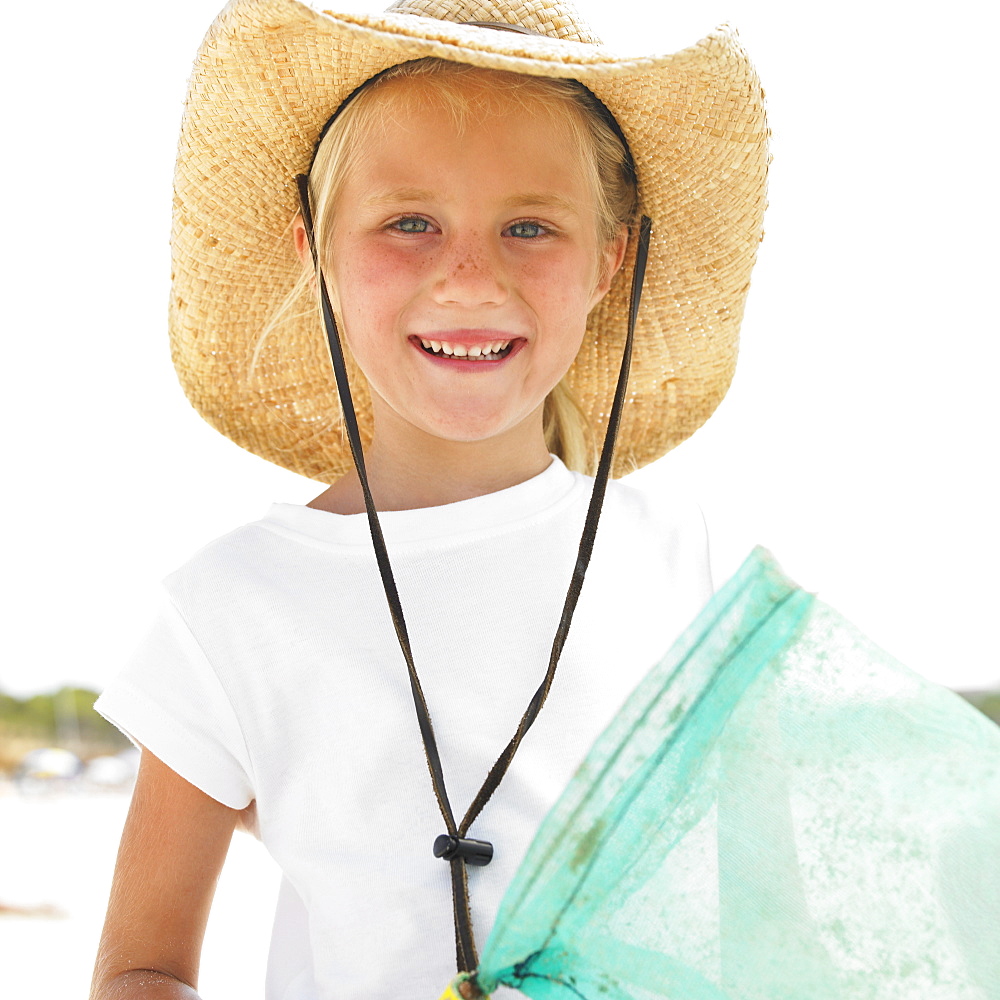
left=94, top=596, right=255, bottom=809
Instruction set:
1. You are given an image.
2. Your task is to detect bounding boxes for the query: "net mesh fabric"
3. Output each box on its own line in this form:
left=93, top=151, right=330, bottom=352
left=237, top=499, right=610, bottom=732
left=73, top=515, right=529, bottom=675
left=474, top=549, right=1000, bottom=1000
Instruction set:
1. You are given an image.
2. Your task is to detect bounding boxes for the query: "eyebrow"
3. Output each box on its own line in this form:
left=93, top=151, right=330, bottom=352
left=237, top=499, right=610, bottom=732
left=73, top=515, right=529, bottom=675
left=363, top=188, right=436, bottom=206
left=363, top=188, right=581, bottom=216
left=502, top=193, right=581, bottom=215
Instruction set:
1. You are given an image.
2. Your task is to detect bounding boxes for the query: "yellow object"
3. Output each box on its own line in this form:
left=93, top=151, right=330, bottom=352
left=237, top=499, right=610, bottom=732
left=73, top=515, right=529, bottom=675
left=437, top=974, right=488, bottom=999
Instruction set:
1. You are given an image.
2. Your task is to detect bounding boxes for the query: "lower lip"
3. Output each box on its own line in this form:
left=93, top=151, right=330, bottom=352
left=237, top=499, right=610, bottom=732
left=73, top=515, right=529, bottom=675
left=410, top=337, right=525, bottom=370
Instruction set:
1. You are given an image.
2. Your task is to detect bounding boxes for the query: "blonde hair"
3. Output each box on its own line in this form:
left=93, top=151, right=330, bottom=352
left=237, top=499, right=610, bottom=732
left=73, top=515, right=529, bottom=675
left=274, top=59, right=638, bottom=474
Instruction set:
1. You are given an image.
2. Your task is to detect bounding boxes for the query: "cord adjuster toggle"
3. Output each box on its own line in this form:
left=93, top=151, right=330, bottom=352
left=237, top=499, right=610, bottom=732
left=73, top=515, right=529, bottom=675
left=433, top=834, right=494, bottom=867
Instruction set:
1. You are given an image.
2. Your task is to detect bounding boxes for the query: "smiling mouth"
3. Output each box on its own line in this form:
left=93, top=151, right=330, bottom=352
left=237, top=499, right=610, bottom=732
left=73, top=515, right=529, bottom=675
left=418, top=337, right=515, bottom=361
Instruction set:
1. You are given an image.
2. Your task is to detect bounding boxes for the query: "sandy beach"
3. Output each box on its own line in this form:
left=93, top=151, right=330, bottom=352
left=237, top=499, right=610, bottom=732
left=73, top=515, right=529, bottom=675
left=0, top=785, right=281, bottom=998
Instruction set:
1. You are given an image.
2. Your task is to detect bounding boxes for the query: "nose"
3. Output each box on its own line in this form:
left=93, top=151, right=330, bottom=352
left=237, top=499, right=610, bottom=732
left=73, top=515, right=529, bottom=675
left=430, top=232, right=508, bottom=308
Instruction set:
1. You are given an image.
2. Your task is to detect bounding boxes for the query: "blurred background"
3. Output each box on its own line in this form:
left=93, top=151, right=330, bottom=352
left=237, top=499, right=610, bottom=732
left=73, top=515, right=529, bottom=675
left=2, top=0, right=997, bottom=996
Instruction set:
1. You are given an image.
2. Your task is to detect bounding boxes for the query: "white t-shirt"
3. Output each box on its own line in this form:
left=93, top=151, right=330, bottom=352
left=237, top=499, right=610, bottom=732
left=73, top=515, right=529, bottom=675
left=96, top=458, right=712, bottom=1000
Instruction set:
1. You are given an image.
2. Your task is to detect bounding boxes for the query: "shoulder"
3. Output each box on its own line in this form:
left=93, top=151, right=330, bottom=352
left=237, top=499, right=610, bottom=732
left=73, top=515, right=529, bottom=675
left=576, top=471, right=708, bottom=544
left=586, top=473, right=713, bottom=596
left=161, top=516, right=274, bottom=598
left=164, top=499, right=425, bottom=578
left=162, top=504, right=334, bottom=597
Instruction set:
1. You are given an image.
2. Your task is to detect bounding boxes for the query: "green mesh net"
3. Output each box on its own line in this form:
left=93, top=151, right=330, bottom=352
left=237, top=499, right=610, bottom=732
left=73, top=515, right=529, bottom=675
left=470, top=548, right=1000, bottom=1000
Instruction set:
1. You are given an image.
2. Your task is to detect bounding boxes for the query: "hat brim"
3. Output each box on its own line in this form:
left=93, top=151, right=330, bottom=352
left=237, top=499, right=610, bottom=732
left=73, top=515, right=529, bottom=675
left=171, top=0, right=768, bottom=481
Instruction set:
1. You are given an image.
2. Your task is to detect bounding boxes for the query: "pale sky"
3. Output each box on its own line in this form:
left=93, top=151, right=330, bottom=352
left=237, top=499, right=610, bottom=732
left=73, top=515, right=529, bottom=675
left=2, top=0, right=997, bottom=698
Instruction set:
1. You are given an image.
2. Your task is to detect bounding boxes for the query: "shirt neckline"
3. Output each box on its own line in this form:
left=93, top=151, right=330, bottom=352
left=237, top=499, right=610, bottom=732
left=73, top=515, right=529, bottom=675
left=262, top=456, right=584, bottom=547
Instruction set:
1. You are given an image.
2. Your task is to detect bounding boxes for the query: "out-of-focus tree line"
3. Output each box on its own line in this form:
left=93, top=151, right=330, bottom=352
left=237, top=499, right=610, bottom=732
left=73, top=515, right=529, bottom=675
left=962, top=690, right=1000, bottom=726
left=0, top=687, right=130, bottom=774
left=1, top=685, right=996, bottom=777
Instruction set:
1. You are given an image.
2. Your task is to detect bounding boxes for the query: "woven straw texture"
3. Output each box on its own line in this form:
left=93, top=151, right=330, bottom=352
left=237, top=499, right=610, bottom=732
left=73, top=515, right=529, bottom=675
left=171, top=0, right=769, bottom=482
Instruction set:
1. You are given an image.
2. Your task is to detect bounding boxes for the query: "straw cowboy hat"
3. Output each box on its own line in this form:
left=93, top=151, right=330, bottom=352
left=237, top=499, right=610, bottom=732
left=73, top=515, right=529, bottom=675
left=170, top=0, right=768, bottom=482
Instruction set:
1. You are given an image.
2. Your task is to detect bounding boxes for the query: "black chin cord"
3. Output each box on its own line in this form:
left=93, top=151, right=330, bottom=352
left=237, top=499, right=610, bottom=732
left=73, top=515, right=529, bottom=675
left=297, top=174, right=651, bottom=973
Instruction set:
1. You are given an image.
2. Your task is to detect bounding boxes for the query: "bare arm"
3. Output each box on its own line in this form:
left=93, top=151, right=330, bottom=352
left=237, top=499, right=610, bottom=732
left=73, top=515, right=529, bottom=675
left=90, top=748, right=241, bottom=999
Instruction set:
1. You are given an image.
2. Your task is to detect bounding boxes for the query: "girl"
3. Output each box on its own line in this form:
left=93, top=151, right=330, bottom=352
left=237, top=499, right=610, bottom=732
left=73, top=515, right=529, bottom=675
left=91, top=1, right=767, bottom=997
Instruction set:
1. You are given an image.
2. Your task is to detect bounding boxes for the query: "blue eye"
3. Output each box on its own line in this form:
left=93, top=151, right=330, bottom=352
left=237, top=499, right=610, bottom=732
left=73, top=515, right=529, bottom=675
left=508, top=221, right=544, bottom=239
left=395, top=217, right=430, bottom=233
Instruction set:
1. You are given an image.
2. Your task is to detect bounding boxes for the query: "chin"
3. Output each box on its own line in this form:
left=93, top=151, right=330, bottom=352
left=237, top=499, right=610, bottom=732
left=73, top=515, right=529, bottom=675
left=427, top=423, right=517, bottom=446
left=419, top=411, right=531, bottom=447
left=375, top=391, right=544, bottom=450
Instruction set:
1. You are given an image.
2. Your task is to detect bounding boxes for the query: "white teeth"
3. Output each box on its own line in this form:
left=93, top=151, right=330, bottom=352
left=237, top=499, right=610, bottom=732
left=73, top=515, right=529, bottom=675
left=421, top=338, right=513, bottom=358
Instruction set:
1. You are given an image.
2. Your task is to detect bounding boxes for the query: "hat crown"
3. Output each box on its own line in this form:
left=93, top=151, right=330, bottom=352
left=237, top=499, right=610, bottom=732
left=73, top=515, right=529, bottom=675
left=385, top=0, right=603, bottom=45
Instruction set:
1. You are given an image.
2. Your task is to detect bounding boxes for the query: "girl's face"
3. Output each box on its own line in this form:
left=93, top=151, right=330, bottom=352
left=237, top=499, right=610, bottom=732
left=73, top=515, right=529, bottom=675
left=317, top=76, right=626, bottom=454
